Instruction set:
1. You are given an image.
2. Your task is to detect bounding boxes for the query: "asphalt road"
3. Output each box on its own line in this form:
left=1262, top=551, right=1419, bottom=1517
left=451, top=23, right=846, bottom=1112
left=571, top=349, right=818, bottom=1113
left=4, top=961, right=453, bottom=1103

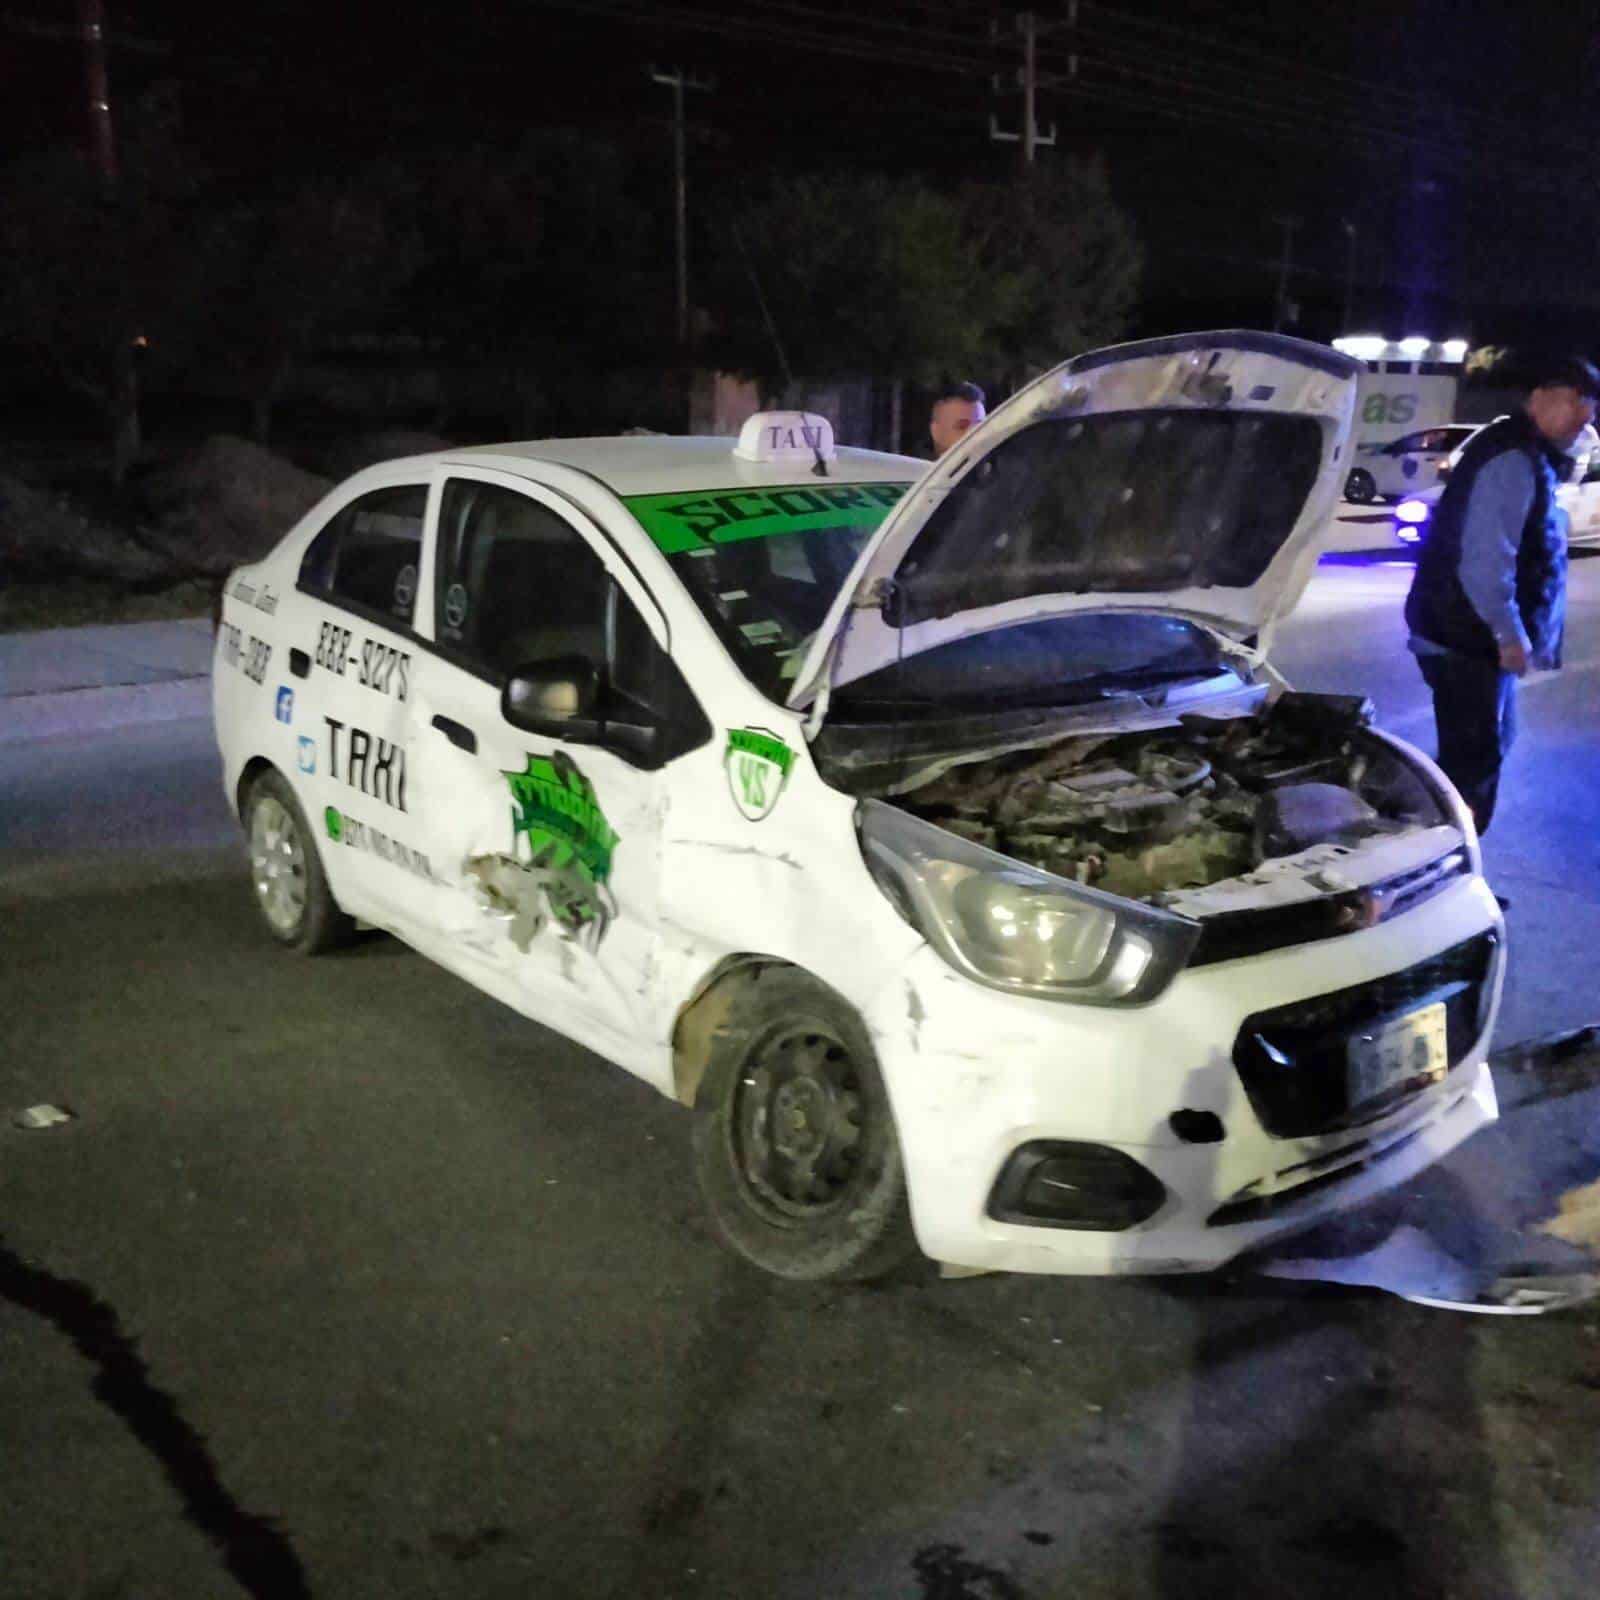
left=3, top=561, right=1600, bottom=1600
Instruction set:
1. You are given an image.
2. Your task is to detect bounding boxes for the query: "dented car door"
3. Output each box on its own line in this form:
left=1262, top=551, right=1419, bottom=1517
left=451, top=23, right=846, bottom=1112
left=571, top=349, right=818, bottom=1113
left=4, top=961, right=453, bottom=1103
left=404, top=468, right=666, bottom=1061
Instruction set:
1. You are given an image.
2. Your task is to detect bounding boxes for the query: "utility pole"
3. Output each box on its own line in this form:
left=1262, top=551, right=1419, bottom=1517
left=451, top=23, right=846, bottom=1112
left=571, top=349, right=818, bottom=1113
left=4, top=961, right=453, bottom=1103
left=1021, top=10, right=1038, bottom=167
left=1341, top=219, right=1358, bottom=333
left=5, top=1, right=165, bottom=483
left=83, top=0, right=138, bottom=484
left=80, top=0, right=118, bottom=181
left=650, top=66, right=712, bottom=348
left=989, top=6, right=1068, bottom=169
left=1272, top=214, right=1300, bottom=332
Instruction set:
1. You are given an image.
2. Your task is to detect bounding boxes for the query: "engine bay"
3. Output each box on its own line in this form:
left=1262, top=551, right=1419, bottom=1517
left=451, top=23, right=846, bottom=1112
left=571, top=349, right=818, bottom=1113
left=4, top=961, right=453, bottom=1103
left=888, top=693, right=1451, bottom=904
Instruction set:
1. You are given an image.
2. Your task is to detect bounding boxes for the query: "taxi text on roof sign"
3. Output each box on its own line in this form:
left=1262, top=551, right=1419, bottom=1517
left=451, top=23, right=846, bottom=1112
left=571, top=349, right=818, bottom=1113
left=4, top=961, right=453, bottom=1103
left=733, top=410, right=837, bottom=464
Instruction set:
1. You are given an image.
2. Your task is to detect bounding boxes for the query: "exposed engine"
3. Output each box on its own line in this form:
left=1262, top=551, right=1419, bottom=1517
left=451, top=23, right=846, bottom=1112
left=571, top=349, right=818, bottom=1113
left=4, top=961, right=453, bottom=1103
left=890, top=694, right=1447, bottom=904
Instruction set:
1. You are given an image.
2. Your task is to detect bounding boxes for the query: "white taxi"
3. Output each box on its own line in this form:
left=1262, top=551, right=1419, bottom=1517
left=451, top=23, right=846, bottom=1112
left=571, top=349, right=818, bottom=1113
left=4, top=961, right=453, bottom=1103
left=214, top=331, right=1504, bottom=1283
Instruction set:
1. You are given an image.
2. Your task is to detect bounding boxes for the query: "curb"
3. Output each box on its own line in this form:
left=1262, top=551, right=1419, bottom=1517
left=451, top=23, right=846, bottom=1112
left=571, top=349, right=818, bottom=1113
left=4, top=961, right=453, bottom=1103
left=0, top=676, right=211, bottom=746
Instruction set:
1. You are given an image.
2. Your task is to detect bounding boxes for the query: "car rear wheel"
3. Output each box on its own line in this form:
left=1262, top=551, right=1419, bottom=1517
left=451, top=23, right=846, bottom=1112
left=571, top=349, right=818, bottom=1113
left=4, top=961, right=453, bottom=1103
left=691, top=967, right=919, bottom=1282
left=1345, top=468, right=1376, bottom=503
left=245, top=769, right=352, bottom=954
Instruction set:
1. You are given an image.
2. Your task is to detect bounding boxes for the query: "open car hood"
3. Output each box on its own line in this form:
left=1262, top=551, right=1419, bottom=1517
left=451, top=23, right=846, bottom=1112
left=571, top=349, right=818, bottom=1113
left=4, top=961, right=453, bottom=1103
left=786, top=331, right=1360, bottom=714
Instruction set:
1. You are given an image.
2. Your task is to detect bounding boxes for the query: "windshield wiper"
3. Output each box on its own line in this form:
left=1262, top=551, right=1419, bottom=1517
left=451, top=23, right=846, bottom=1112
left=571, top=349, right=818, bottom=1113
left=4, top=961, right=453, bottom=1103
left=837, top=666, right=1228, bottom=718
left=1059, top=664, right=1227, bottom=696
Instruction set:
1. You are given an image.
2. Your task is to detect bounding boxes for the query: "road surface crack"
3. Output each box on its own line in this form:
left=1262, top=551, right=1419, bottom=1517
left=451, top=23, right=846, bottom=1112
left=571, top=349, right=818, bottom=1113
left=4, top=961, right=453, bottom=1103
left=0, top=1231, right=311, bottom=1599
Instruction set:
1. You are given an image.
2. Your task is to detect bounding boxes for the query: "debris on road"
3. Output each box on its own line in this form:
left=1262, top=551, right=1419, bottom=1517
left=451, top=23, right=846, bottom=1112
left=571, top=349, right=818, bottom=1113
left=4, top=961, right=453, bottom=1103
left=1537, top=1177, right=1600, bottom=1251
left=13, top=1104, right=75, bottom=1130
left=1245, top=1023, right=1600, bottom=1315
left=1406, top=1273, right=1600, bottom=1316
left=1251, top=1224, right=1600, bottom=1315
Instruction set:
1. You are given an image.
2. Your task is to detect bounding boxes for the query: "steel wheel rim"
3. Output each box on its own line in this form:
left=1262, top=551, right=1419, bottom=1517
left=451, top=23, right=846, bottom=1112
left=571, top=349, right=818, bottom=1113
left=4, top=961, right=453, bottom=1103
left=249, top=795, right=307, bottom=936
left=730, top=1023, right=868, bottom=1223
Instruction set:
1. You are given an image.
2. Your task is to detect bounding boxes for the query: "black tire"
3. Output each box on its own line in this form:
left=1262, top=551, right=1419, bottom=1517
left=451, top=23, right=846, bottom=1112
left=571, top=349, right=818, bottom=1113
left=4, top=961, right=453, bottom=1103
left=691, top=967, right=919, bottom=1282
left=1345, top=468, right=1376, bottom=504
left=243, top=769, right=353, bottom=954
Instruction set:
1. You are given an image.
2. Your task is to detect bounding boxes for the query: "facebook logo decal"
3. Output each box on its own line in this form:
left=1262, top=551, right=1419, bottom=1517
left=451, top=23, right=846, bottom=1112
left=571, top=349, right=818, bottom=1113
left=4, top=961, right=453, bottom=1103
left=275, top=686, right=294, bottom=723
left=297, top=736, right=317, bottom=774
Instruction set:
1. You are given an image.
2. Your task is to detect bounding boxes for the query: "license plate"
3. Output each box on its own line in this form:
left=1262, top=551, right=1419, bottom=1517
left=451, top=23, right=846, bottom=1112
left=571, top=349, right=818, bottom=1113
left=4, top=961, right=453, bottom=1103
left=1347, top=1001, right=1448, bottom=1110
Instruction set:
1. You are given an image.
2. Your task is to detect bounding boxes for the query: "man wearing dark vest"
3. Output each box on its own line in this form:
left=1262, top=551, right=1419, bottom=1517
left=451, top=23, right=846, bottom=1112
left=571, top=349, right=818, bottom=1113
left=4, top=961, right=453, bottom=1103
left=1404, top=355, right=1599, bottom=837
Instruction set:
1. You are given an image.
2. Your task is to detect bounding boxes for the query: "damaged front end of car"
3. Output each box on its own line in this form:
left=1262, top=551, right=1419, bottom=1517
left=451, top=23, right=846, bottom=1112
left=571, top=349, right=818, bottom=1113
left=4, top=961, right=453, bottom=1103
left=841, top=689, right=1478, bottom=998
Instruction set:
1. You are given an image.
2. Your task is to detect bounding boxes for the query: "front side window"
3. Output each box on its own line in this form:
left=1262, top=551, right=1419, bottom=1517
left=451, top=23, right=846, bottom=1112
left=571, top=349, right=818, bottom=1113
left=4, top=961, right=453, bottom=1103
left=623, top=481, right=912, bottom=699
left=437, top=477, right=708, bottom=765
left=298, top=484, right=427, bottom=625
left=435, top=479, right=610, bottom=680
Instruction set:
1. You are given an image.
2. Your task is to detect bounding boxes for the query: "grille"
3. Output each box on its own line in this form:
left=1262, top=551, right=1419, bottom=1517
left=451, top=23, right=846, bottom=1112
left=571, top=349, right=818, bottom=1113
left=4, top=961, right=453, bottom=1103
left=1232, top=930, right=1498, bottom=1138
left=1189, top=850, right=1470, bottom=967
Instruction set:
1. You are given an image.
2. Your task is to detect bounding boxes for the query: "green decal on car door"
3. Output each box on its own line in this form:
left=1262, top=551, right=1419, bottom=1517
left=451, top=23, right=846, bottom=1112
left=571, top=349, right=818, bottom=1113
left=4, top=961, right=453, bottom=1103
left=466, top=752, right=621, bottom=953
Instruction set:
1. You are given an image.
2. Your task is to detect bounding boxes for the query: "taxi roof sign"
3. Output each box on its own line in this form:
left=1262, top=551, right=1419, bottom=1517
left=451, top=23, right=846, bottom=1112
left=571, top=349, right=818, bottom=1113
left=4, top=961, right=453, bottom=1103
left=733, top=410, right=836, bottom=465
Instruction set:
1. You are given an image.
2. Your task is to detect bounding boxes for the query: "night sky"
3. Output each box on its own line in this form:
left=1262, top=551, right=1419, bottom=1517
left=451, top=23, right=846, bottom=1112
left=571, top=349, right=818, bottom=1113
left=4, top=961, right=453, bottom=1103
left=5, top=1, right=1597, bottom=344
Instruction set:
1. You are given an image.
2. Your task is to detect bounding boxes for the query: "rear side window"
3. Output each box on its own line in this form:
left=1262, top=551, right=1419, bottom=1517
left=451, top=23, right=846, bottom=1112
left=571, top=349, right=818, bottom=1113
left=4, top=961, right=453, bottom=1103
left=298, top=485, right=428, bottom=625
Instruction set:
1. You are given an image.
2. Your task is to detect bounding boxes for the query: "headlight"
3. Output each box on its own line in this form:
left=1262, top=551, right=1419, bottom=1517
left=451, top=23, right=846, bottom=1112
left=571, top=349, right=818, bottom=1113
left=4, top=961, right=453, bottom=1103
left=857, top=799, right=1200, bottom=1006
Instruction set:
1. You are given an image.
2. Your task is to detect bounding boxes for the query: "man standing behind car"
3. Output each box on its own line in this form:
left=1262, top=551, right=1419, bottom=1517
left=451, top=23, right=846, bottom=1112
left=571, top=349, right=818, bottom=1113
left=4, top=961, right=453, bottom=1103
left=929, top=381, right=986, bottom=456
left=1404, top=355, right=1600, bottom=835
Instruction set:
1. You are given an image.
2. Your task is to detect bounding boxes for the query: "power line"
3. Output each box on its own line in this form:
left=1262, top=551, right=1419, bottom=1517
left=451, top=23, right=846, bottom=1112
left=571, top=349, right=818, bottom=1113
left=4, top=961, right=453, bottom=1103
left=1061, top=50, right=1573, bottom=198
left=713, top=0, right=1555, bottom=165
left=1080, top=2, right=1562, bottom=154
left=536, top=0, right=1588, bottom=197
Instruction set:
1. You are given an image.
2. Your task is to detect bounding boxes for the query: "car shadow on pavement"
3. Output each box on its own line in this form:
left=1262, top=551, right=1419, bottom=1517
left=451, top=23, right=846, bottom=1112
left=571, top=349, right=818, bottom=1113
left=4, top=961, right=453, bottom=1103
left=1149, top=1196, right=1520, bottom=1599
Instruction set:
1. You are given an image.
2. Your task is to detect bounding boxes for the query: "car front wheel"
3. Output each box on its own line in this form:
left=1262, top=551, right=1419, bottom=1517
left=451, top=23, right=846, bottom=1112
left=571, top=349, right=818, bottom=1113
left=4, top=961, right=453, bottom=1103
left=244, top=769, right=352, bottom=954
left=691, top=967, right=918, bottom=1282
left=1345, top=467, right=1376, bottom=503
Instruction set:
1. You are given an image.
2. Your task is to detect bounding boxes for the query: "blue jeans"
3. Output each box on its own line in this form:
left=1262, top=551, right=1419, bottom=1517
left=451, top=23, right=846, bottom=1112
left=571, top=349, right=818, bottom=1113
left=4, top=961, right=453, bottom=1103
left=1416, top=651, right=1517, bottom=835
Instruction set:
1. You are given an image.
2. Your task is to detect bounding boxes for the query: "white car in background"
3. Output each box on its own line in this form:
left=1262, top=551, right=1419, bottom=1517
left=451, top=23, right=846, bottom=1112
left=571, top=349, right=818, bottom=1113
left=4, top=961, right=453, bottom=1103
left=213, top=331, right=1503, bottom=1285
left=1345, top=424, right=1480, bottom=504
left=1392, top=422, right=1600, bottom=550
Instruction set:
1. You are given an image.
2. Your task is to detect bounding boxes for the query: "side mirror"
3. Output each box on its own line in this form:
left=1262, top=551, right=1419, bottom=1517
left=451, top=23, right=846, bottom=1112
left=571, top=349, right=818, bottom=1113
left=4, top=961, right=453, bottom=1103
left=502, top=656, right=601, bottom=737
left=501, top=655, right=665, bottom=763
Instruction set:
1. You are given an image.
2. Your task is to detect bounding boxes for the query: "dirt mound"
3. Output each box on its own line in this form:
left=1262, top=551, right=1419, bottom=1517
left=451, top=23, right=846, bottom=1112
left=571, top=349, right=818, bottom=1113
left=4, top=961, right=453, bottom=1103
left=141, top=435, right=332, bottom=575
left=309, top=430, right=455, bottom=483
left=0, top=469, right=174, bottom=585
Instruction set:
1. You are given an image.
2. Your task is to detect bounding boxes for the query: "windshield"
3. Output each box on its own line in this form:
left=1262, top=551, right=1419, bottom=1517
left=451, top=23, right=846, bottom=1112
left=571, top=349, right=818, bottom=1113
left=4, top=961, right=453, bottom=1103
left=624, top=481, right=912, bottom=698
left=832, top=612, right=1236, bottom=715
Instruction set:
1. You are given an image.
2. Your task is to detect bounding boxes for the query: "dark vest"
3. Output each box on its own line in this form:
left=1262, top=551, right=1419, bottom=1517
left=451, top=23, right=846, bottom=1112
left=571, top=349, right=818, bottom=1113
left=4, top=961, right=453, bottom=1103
left=1404, top=410, right=1567, bottom=665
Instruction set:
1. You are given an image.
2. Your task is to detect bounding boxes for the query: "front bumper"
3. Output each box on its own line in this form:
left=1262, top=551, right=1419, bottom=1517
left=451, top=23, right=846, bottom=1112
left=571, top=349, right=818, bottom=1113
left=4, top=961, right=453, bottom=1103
left=869, top=872, right=1503, bottom=1276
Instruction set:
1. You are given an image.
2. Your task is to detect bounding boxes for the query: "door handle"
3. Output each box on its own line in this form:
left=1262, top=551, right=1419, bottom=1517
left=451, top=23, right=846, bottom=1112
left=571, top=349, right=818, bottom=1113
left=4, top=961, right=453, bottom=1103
left=431, top=714, right=477, bottom=754
left=289, top=648, right=310, bottom=678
